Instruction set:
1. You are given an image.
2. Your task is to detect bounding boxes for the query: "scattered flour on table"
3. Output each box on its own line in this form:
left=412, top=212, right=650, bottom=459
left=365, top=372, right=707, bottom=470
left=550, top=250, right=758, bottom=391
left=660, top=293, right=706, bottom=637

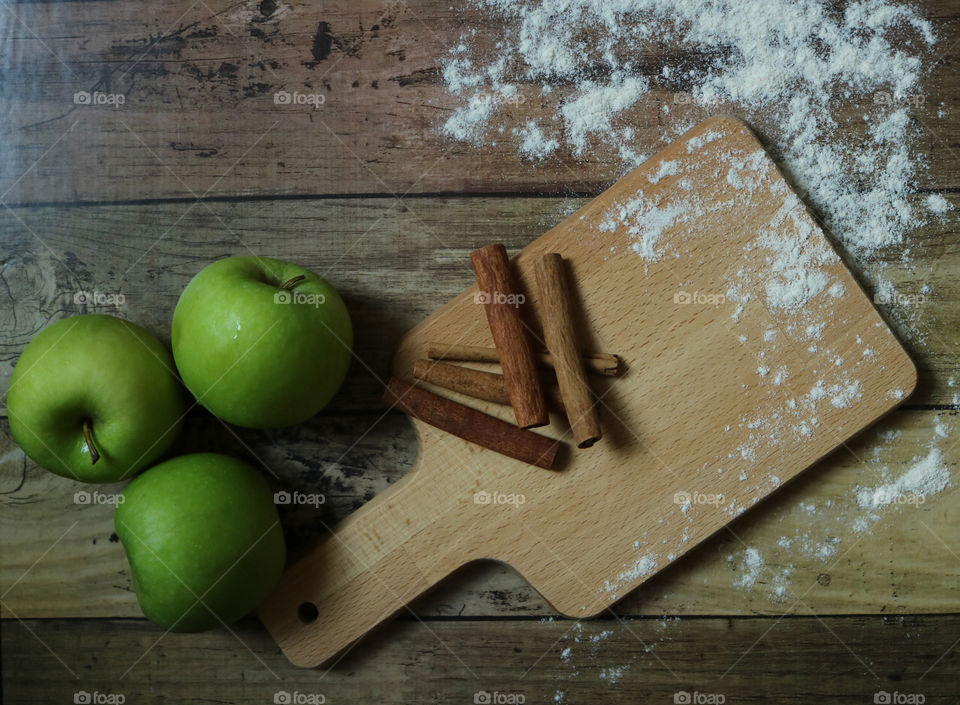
left=730, top=547, right=796, bottom=600
left=855, top=448, right=950, bottom=509
left=735, top=547, right=765, bottom=589
left=517, top=120, right=559, bottom=160
left=729, top=418, right=953, bottom=603
left=599, top=664, right=630, bottom=685
left=925, top=193, right=952, bottom=214
left=441, top=0, right=944, bottom=258
left=551, top=617, right=681, bottom=693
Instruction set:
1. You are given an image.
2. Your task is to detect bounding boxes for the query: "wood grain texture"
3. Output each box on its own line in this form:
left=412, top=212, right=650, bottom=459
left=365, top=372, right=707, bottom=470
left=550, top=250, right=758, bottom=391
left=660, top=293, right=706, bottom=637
left=0, top=0, right=956, bottom=203
left=0, top=0, right=958, bottom=695
left=260, top=118, right=919, bottom=666
left=2, top=409, right=957, bottom=620
left=3, top=616, right=959, bottom=704
left=1, top=193, right=955, bottom=409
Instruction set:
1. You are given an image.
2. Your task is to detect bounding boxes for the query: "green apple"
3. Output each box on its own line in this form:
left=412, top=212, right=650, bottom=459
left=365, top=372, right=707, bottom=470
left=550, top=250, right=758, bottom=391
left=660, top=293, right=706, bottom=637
left=171, top=256, right=352, bottom=428
left=7, top=314, right=185, bottom=483
left=114, top=453, right=286, bottom=632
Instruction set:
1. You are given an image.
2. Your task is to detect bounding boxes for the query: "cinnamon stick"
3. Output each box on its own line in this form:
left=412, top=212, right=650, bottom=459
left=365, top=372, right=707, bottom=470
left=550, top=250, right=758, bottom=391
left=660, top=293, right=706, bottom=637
left=534, top=253, right=602, bottom=448
left=427, top=342, right=621, bottom=377
left=412, top=359, right=565, bottom=410
left=383, top=377, right=560, bottom=469
left=470, top=244, right=549, bottom=429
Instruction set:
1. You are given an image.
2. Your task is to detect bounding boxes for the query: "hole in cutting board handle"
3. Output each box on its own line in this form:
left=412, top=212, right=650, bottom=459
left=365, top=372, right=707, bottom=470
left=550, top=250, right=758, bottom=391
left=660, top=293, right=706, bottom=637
left=297, top=602, right=319, bottom=624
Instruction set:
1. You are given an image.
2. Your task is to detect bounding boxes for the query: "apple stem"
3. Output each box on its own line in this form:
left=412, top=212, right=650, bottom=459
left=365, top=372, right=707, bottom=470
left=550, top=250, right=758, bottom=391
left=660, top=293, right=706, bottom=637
left=279, top=274, right=306, bottom=290
left=82, top=420, right=100, bottom=465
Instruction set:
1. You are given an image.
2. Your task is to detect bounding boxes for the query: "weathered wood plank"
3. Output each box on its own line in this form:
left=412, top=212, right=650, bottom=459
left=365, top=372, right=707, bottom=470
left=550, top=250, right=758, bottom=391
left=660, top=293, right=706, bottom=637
left=1, top=194, right=957, bottom=410
left=2, top=408, right=956, bottom=618
left=2, top=615, right=958, bottom=704
left=0, top=0, right=957, bottom=202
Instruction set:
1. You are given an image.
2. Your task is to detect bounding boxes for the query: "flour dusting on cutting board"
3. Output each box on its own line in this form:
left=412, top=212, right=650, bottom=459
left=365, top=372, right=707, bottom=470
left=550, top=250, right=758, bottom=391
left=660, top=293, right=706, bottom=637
left=439, top=0, right=955, bottom=683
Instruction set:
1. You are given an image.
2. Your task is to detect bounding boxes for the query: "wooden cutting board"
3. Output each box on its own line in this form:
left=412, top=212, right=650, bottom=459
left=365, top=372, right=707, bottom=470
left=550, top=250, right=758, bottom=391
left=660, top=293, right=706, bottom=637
left=258, top=116, right=916, bottom=667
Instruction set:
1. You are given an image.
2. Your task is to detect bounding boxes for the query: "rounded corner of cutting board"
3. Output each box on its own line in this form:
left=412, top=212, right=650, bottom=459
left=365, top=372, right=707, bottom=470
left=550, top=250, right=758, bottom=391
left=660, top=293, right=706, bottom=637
left=895, top=347, right=920, bottom=404
left=283, top=645, right=323, bottom=670
left=256, top=614, right=321, bottom=668
left=870, top=313, right=920, bottom=407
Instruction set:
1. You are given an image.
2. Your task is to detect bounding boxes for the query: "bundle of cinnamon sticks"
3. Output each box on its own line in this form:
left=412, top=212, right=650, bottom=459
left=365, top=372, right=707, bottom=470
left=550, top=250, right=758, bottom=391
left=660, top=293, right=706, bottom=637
left=383, top=244, right=622, bottom=470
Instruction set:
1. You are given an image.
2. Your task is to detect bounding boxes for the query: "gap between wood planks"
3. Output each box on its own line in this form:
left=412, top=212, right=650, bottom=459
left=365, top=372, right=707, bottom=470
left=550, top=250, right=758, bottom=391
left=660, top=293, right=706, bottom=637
left=1, top=187, right=957, bottom=210
left=5, top=612, right=960, bottom=623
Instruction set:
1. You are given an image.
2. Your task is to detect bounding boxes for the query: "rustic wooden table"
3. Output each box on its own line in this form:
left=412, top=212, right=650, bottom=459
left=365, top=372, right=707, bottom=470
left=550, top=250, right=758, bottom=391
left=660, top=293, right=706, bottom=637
left=1, top=1, right=958, bottom=703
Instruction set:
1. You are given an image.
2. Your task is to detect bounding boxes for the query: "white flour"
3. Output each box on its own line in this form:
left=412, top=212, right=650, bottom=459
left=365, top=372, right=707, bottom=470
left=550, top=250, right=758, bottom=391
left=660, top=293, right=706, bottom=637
left=441, top=0, right=949, bottom=257
left=598, top=664, right=630, bottom=685
left=561, top=74, right=650, bottom=155
left=730, top=418, right=952, bottom=604
left=601, top=552, right=659, bottom=598
left=550, top=617, right=680, bottom=694
left=735, top=547, right=765, bottom=589
left=856, top=448, right=950, bottom=509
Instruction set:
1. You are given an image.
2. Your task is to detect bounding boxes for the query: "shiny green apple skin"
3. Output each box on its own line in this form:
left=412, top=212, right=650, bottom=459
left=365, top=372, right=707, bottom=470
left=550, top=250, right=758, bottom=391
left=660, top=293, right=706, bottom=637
left=171, top=256, right=352, bottom=428
left=115, top=453, right=286, bottom=632
left=7, top=314, right=185, bottom=483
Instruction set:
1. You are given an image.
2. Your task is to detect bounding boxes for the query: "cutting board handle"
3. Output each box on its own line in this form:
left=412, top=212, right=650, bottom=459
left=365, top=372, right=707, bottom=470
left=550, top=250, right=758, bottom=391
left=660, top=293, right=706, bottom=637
left=257, top=475, right=462, bottom=667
